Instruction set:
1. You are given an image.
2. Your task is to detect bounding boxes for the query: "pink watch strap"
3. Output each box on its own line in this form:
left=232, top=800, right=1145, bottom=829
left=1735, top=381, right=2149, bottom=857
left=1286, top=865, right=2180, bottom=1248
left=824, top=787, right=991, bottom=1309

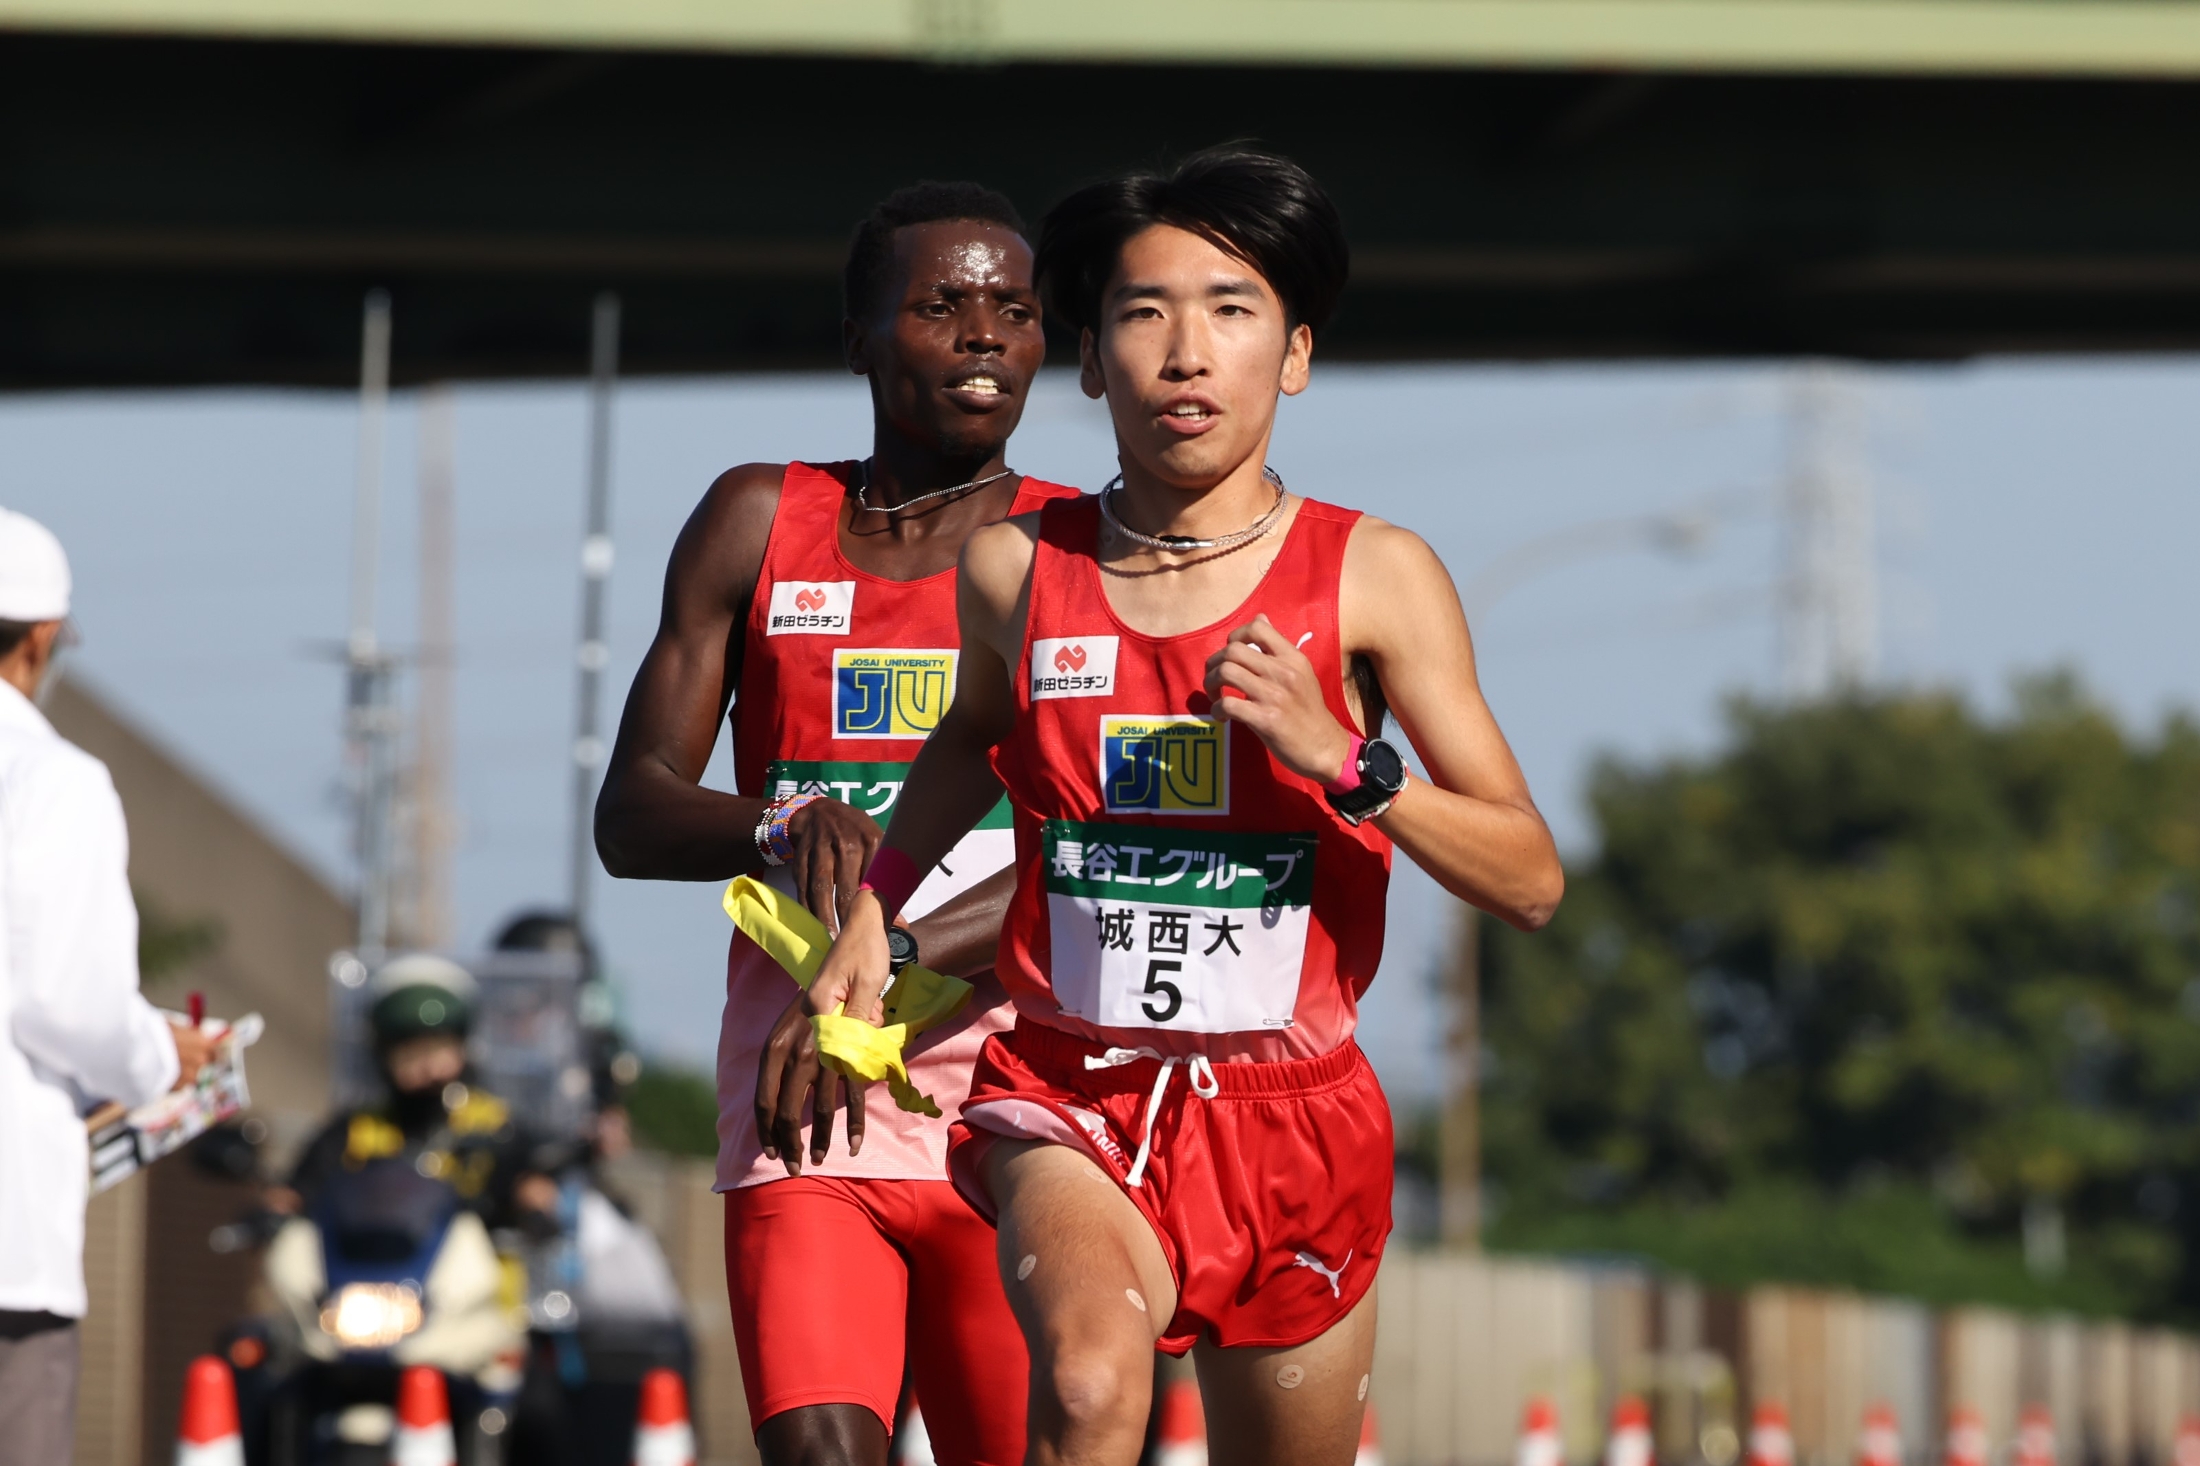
left=859, top=846, right=924, bottom=922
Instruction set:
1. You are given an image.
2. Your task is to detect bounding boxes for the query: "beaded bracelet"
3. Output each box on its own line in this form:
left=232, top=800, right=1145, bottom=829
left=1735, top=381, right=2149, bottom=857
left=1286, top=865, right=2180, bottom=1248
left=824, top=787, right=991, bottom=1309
left=753, top=793, right=822, bottom=867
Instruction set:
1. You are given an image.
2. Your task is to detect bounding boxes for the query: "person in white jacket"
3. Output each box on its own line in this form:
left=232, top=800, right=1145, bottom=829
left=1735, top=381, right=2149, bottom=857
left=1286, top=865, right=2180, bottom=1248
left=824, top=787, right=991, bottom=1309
left=0, top=508, right=210, bottom=1464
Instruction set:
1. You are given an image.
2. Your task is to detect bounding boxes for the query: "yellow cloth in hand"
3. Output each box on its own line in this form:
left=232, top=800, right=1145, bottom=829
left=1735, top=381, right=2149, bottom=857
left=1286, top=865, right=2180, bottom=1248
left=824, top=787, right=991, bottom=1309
left=721, top=877, right=974, bottom=1115
left=810, top=1014, right=936, bottom=1118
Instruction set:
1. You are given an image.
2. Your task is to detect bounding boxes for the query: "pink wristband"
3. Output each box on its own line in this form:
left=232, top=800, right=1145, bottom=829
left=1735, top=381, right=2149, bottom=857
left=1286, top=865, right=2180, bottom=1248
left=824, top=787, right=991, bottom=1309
left=1324, top=735, right=1366, bottom=795
left=859, top=846, right=924, bottom=921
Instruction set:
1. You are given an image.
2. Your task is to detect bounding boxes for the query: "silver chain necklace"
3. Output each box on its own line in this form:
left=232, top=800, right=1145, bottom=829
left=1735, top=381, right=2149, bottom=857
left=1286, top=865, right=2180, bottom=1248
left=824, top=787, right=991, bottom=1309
left=855, top=459, right=1014, bottom=516
left=1099, top=466, right=1289, bottom=553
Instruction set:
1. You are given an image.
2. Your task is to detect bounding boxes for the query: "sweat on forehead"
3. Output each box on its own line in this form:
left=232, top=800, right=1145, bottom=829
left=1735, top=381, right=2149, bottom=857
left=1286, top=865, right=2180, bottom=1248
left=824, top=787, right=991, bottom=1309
left=842, top=179, right=1029, bottom=320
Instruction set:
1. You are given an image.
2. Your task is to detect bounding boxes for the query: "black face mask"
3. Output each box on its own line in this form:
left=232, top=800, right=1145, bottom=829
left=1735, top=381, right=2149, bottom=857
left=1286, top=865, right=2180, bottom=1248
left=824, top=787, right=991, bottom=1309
left=380, top=1063, right=453, bottom=1134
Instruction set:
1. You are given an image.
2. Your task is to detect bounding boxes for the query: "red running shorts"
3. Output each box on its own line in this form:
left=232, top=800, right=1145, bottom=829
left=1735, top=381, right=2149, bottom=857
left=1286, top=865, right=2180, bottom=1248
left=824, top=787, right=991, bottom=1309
left=722, top=1175, right=1026, bottom=1463
left=947, top=1021, right=1394, bottom=1356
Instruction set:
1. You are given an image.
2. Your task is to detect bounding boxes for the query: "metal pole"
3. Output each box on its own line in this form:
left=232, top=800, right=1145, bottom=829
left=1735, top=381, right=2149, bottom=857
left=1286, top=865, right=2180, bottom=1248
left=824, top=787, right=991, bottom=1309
left=569, top=293, right=620, bottom=923
left=346, top=291, right=397, bottom=962
left=410, top=385, right=457, bottom=949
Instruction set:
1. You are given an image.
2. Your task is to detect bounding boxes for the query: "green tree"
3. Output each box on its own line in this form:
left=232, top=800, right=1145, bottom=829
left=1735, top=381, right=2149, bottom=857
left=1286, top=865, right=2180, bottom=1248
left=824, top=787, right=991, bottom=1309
left=1481, top=676, right=2200, bottom=1318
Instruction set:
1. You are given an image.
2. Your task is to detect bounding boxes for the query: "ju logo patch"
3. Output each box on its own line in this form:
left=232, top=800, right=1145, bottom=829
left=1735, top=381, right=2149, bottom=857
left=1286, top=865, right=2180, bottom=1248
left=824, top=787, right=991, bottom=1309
left=1031, top=635, right=1118, bottom=701
left=833, top=649, right=957, bottom=739
left=1100, top=714, right=1228, bottom=815
left=765, top=580, right=854, bottom=635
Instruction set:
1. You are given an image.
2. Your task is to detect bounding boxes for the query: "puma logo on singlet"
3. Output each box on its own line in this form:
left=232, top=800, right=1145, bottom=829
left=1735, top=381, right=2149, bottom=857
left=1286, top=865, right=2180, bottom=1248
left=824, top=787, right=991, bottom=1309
left=1031, top=635, right=1119, bottom=700
left=1292, top=1248, right=1351, bottom=1298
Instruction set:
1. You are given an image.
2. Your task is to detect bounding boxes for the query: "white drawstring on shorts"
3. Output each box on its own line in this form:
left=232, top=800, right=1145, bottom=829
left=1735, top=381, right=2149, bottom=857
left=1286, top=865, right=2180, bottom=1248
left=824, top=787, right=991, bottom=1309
left=1083, top=1046, right=1219, bottom=1188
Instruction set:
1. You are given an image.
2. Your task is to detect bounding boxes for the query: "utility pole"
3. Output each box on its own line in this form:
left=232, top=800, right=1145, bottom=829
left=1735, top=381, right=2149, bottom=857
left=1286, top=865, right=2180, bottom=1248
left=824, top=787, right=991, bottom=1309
left=405, top=384, right=457, bottom=950
left=1779, top=364, right=1878, bottom=699
left=344, top=291, right=400, bottom=964
left=1440, top=904, right=1482, bottom=1248
left=568, top=294, right=620, bottom=925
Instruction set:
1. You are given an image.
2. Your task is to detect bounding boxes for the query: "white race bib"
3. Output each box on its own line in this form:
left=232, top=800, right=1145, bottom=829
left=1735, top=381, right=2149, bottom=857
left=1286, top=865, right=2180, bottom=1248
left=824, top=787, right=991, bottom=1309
left=1042, top=819, right=1316, bottom=1033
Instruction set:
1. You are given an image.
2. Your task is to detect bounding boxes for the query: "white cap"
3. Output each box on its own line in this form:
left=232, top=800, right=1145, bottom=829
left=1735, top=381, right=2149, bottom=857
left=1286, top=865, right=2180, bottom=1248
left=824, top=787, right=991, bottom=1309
left=0, top=509, right=70, bottom=622
left=367, top=952, right=479, bottom=1004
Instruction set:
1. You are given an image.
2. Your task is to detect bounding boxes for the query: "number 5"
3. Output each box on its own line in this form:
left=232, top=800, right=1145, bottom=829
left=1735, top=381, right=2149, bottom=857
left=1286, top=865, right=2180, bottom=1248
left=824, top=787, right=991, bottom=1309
left=1142, top=960, right=1183, bottom=1023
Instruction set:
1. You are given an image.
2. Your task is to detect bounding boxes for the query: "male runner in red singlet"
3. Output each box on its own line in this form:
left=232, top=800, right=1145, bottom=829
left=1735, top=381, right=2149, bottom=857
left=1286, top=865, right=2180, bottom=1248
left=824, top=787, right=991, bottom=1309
left=792, top=149, right=1566, bottom=1466
left=595, top=182, right=1079, bottom=1466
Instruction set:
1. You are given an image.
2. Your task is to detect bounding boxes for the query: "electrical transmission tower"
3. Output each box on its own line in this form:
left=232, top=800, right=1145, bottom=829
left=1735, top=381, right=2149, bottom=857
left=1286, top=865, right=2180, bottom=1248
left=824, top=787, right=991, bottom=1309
left=344, top=291, right=402, bottom=964
left=1779, top=363, right=1879, bottom=699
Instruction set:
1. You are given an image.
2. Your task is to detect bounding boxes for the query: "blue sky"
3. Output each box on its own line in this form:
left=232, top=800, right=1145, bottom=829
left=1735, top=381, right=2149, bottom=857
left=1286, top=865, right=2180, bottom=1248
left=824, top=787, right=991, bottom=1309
left=5, top=356, right=2196, bottom=1101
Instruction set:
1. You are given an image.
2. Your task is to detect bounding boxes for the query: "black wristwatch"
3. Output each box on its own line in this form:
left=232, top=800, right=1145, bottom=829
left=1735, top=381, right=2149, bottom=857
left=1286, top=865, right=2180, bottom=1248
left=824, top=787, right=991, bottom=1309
left=885, top=926, right=920, bottom=980
left=1323, top=737, right=1408, bottom=827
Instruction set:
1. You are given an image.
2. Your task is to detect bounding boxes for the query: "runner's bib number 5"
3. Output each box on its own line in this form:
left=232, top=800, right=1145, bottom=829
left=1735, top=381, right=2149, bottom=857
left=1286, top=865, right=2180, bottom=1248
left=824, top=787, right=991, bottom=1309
left=1042, top=818, right=1317, bottom=1033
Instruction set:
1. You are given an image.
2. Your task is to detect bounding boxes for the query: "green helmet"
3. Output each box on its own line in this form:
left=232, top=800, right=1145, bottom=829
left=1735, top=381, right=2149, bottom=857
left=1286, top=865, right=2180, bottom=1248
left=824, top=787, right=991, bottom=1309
left=366, top=954, right=478, bottom=1048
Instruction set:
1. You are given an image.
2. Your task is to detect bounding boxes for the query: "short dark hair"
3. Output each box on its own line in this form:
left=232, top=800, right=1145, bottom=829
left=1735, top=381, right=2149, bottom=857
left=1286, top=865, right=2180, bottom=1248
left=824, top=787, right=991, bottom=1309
left=0, top=620, right=33, bottom=659
left=1035, top=146, right=1349, bottom=337
left=842, top=181, right=1027, bottom=322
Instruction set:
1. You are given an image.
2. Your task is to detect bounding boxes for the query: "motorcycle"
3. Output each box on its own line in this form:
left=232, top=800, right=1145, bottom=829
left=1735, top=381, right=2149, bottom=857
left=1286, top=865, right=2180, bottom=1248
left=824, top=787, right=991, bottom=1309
left=237, top=1154, right=526, bottom=1465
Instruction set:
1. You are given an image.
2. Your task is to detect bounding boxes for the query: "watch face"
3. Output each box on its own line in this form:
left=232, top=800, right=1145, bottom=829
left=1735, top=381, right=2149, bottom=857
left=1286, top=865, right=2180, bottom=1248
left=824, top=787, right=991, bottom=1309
left=886, top=926, right=919, bottom=970
left=1361, top=738, right=1407, bottom=792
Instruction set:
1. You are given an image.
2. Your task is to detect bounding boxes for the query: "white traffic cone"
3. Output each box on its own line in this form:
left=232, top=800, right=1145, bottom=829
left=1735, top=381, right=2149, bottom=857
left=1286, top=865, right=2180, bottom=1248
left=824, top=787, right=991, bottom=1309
left=1156, top=1375, right=1207, bottom=1466
left=1516, top=1398, right=1564, bottom=1466
left=1749, top=1402, right=1795, bottom=1466
left=896, top=1398, right=936, bottom=1466
left=633, top=1368, right=697, bottom=1466
left=1606, top=1396, right=1653, bottom=1466
left=390, top=1366, right=456, bottom=1466
left=1858, top=1403, right=1903, bottom=1466
left=2015, top=1406, right=2056, bottom=1466
left=174, top=1355, right=245, bottom=1466
left=1356, top=1397, right=1385, bottom=1466
left=1945, top=1406, right=1989, bottom=1466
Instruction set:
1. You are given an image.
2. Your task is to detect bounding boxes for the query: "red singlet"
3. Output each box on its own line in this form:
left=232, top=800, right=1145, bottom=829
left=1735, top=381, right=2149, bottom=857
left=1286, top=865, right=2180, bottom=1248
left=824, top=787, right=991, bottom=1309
left=948, top=494, right=1397, bottom=1353
left=713, top=461, right=1075, bottom=1449
left=990, top=493, right=1392, bottom=1061
left=716, top=461, right=1077, bottom=1189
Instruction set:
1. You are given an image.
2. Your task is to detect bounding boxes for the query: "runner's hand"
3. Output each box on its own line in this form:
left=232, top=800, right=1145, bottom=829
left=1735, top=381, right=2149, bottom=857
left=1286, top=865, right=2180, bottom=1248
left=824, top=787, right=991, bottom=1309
left=754, top=991, right=870, bottom=1174
left=786, top=798, right=885, bottom=935
left=1203, top=613, right=1356, bottom=783
left=754, top=890, right=892, bottom=1174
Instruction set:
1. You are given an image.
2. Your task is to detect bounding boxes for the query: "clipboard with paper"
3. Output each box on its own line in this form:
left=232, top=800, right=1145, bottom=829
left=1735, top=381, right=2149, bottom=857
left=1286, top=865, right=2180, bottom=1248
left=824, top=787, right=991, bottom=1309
left=85, top=1008, right=264, bottom=1193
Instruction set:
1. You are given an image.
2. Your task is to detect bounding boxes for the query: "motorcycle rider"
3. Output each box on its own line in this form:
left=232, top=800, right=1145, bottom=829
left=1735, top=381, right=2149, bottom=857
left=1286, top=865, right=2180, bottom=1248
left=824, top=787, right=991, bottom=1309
left=268, top=955, right=557, bottom=1227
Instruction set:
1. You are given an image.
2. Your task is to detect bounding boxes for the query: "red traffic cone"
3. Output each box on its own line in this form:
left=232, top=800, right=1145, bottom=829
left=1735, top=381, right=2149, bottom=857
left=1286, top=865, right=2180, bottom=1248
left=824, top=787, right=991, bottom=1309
left=174, top=1355, right=244, bottom=1466
left=1749, top=1403, right=1795, bottom=1466
left=2176, top=1416, right=2200, bottom=1466
left=2015, top=1406, right=2056, bottom=1466
left=1357, top=1398, right=1385, bottom=1466
left=1606, top=1396, right=1653, bottom=1466
left=1516, top=1398, right=1564, bottom=1466
left=391, top=1366, right=456, bottom=1466
left=1156, top=1375, right=1208, bottom=1466
left=1858, top=1404, right=1903, bottom=1466
left=1945, top=1407, right=1990, bottom=1466
left=633, top=1368, right=697, bottom=1466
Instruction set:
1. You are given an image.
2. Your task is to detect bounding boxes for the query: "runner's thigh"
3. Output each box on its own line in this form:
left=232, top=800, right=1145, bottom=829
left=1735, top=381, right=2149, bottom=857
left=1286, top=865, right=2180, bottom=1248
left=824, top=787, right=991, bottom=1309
left=1193, top=1287, right=1378, bottom=1466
